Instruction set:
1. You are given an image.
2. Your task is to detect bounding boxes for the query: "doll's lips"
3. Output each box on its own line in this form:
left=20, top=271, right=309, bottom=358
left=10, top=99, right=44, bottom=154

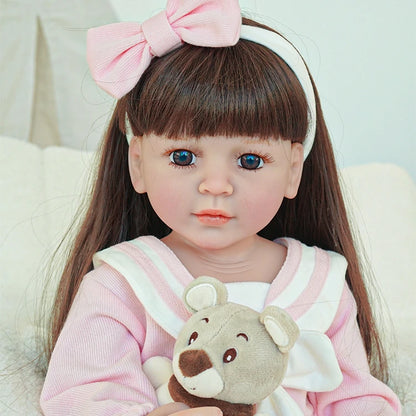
left=194, top=210, right=232, bottom=226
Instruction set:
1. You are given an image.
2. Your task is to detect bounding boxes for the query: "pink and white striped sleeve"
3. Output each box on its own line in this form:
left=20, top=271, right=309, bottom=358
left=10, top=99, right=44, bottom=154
left=309, top=284, right=402, bottom=415
left=40, top=266, right=158, bottom=416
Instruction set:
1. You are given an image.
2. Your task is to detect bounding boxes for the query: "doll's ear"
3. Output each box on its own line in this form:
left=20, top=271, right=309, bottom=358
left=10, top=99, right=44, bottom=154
left=260, top=306, right=299, bottom=353
left=183, top=276, right=228, bottom=314
left=128, top=136, right=147, bottom=194
left=284, top=142, right=304, bottom=199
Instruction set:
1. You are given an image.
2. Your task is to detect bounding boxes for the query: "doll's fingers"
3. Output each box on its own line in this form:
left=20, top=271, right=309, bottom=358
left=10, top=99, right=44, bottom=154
left=172, top=406, right=223, bottom=416
left=148, top=402, right=189, bottom=416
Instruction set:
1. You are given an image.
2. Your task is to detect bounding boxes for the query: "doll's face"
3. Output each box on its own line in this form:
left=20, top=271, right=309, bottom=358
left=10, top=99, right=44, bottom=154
left=129, top=134, right=303, bottom=251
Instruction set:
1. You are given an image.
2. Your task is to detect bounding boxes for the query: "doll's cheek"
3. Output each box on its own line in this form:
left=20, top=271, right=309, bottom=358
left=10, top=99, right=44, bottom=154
left=146, top=186, right=185, bottom=220
left=241, top=194, right=284, bottom=229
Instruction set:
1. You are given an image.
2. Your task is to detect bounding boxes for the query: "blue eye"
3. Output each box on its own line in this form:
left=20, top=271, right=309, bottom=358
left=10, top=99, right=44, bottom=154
left=238, top=154, right=264, bottom=170
left=170, top=150, right=196, bottom=166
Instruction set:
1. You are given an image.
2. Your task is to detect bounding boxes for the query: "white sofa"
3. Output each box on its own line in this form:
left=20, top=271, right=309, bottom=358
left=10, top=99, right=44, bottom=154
left=0, top=135, right=415, bottom=415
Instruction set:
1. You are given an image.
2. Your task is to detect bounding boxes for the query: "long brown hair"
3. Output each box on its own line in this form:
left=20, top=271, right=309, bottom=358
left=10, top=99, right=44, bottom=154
left=44, top=18, right=388, bottom=381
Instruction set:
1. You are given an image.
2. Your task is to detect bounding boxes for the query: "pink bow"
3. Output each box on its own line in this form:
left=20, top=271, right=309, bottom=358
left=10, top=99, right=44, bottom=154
left=87, top=0, right=241, bottom=99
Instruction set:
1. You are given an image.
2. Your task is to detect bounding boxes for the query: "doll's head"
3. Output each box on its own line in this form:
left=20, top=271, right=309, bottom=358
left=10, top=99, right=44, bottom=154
left=87, top=12, right=329, bottom=243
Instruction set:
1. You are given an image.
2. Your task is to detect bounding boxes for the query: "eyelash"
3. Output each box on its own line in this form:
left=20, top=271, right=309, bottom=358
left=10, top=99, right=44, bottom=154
left=170, top=162, right=195, bottom=170
left=165, top=148, right=274, bottom=170
left=167, top=149, right=199, bottom=169
left=237, top=151, right=274, bottom=171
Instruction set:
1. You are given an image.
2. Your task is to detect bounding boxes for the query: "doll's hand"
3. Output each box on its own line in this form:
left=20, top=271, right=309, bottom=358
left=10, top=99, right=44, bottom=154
left=147, top=402, right=188, bottom=416
left=147, top=403, right=222, bottom=416
left=172, top=406, right=223, bottom=416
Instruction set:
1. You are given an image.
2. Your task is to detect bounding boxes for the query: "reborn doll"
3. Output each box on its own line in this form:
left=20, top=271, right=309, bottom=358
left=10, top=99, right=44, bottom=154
left=40, top=0, right=402, bottom=414
left=143, top=276, right=300, bottom=416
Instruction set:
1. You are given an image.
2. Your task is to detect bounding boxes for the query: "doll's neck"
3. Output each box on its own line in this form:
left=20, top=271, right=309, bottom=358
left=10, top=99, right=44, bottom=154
left=162, top=233, right=286, bottom=284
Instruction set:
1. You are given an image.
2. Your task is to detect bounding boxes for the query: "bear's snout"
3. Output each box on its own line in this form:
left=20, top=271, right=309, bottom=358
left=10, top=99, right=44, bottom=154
left=179, top=349, right=212, bottom=377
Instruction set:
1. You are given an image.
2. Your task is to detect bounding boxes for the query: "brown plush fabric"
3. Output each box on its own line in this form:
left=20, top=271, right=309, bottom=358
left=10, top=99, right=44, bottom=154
left=179, top=350, right=213, bottom=377
left=168, top=375, right=256, bottom=416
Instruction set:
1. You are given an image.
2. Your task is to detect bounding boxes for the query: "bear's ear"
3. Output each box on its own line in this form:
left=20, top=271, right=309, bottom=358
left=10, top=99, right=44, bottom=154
left=183, top=276, right=228, bottom=314
left=260, top=306, right=299, bottom=353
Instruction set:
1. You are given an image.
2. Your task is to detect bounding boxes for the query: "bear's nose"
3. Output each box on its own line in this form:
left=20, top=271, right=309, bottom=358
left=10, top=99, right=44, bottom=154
left=179, top=349, right=213, bottom=377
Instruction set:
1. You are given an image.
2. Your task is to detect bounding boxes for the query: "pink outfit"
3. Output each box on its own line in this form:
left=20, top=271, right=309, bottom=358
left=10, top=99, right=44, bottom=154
left=40, top=236, right=401, bottom=415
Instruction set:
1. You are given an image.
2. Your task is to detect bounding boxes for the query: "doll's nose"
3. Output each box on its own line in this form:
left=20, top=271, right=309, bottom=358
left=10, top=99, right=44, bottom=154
left=179, top=349, right=213, bottom=377
left=198, top=171, right=233, bottom=196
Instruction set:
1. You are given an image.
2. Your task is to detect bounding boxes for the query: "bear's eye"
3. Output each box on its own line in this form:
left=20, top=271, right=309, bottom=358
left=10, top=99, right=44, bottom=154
left=188, top=331, right=198, bottom=345
left=223, top=348, right=237, bottom=363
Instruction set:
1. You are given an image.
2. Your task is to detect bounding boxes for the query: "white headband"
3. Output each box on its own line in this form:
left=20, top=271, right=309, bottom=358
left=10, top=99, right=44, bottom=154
left=125, top=25, right=316, bottom=159
left=240, top=25, right=316, bottom=159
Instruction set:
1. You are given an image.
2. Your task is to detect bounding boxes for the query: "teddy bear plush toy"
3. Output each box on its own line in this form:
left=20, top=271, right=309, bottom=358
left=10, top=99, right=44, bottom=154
left=143, top=276, right=299, bottom=416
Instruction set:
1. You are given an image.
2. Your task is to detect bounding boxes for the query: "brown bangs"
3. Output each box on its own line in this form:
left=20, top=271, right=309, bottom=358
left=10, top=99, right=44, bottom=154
left=126, top=31, right=309, bottom=142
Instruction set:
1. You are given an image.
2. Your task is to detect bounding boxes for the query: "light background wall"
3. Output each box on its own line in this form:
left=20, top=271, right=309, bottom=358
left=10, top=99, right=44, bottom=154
left=110, top=0, right=416, bottom=180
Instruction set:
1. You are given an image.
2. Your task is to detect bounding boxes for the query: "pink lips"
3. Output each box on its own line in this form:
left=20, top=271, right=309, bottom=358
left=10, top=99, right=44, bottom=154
left=194, top=209, right=232, bottom=226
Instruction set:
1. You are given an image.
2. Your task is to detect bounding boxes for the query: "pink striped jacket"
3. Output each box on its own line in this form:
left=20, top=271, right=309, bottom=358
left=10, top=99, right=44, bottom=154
left=40, top=236, right=401, bottom=415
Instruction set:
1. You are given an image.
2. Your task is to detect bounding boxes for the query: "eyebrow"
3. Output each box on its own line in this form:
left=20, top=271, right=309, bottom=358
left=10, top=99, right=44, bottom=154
left=237, top=333, right=249, bottom=341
